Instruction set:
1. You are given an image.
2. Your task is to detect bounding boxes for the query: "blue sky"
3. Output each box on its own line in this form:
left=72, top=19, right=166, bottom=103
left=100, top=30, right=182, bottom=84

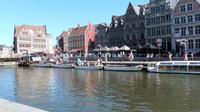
left=0, top=0, right=147, bottom=46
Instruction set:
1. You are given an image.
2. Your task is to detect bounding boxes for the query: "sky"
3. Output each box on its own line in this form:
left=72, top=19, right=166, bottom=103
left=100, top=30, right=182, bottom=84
left=0, top=0, right=147, bottom=46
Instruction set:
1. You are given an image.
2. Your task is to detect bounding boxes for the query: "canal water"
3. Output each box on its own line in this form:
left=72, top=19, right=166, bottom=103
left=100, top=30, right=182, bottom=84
left=0, top=67, right=200, bottom=112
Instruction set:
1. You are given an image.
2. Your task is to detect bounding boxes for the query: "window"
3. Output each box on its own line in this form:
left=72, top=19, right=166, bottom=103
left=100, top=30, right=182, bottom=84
left=187, top=4, right=193, bottom=11
left=175, top=28, right=180, bottom=34
left=188, top=15, right=193, bottom=23
left=151, top=7, right=156, bottom=13
left=175, top=17, right=180, bottom=24
left=166, top=26, right=171, bottom=34
left=22, top=32, right=28, bottom=36
left=181, top=16, right=186, bottom=23
left=195, top=14, right=200, bottom=22
left=166, top=15, right=171, bottom=21
left=37, top=34, right=42, bottom=37
left=188, top=40, right=194, bottom=49
left=152, top=28, right=156, bottom=36
left=181, top=5, right=186, bottom=12
left=156, top=27, right=161, bottom=36
left=195, top=25, right=200, bottom=35
left=156, top=17, right=160, bottom=23
left=196, top=39, right=200, bottom=48
left=181, top=27, right=186, bottom=36
left=161, top=5, right=165, bottom=12
left=161, top=27, right=166, bottom=35
left=188, top=26, right=193, bottom=35
left=161, top=16, right=166, bottom=22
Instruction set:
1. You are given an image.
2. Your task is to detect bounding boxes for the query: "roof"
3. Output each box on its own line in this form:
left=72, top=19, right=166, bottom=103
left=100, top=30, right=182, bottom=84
left=94, top=23, right=108, bottom=30
left=14, top=25, right=47, bottom=37
left=69, top=26, right=87, bottom=37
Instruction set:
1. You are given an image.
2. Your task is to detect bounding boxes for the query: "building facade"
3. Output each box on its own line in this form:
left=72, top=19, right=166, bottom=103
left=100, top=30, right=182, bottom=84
left=57, top=29, right=72, bottom=52
left=145, top=0, right=179, bottom=53
left=107, top=3, right=145, bottom=48
left=94, top=23, right=108, bottom=47
left=172, top=0, right=200, bottom=54
left=68, top=23, right=95, bottom=55
left=123, top=3, right=145, bottom=48
left=13, top=25, right=52, bottom=54
left=0, top=45, right=13, bottom=58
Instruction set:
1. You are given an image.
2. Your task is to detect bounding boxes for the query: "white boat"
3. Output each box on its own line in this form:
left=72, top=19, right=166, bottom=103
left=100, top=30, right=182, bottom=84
left=147, top=61, right=200, bottom=74
left=34, top=63, right=52, bottom=68
left=104, top=65, right=143, bottom=72
left=51, top=64, right=74, bottom=69
left=74, top=65, right=103, bottom=70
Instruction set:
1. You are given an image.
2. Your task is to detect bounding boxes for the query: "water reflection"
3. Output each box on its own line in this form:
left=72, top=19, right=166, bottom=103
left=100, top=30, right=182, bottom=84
left=0, top=67, right=200, bottom=112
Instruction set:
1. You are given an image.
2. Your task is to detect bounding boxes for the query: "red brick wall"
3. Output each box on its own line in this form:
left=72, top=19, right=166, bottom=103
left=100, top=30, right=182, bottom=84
left=84, top=23, right=96, bottom=54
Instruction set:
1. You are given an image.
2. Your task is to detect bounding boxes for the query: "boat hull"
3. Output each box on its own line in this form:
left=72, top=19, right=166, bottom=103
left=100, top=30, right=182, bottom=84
left=104, top=65, right=143, bottom=72
left=51, top=64, right=74, bottom=68
left=35, top=63, right=52, bottom=68
left=74, top=66, right=103, bottom=70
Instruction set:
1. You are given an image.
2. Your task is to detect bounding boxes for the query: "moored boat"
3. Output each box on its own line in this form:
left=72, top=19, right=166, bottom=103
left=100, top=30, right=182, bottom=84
left=74, top=65, right=103, bottom=70
left=34, top=63, right=52, bottom=68
left=104, top=65, right=143, bottom=72
left=51, top=63, right=74, bottom=68
left=147, top=61, right=200, bottom=74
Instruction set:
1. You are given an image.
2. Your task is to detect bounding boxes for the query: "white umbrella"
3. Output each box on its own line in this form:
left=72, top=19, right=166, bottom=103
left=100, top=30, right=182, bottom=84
left=119, top=45, right=130, bottom=51
left=101, top=46, right=110, bottom=51
left=110, top=46, right=119, bottom=51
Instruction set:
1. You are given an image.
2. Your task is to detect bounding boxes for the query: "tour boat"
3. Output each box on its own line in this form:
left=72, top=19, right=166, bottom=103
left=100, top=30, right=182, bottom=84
left=104, top=65, right=143, bottom=72
left=51, top=63, right=74, bottom=69
left=74, top=65, right=103, bottom=70
left=147, top=61, right=200, bottom=74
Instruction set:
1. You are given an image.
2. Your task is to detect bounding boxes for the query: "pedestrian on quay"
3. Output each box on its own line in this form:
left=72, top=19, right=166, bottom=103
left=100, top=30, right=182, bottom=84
left=191, top=52, right=194, bottom=60
left=168, top=52, right=172, bottom=61
left=184, top=52, right=188, bottom=61
left=146, top=53, right=150, bottom=60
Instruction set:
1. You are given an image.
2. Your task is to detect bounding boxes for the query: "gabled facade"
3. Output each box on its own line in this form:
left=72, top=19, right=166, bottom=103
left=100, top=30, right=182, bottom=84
left=68, top=23, right=95, bottom=55
left=123, top=3, right=145, bottom=48
left=107, top=2, right=145, bottom=48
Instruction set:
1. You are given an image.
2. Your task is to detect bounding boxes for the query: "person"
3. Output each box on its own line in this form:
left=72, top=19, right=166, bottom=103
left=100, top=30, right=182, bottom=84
left=146, top=53, right=150, bottom=60
left=129, top=52, right=134, bottom=61
left=150, top=53, right=154, bottom=60
left=168, top=52, right=172, bottom=61
left=184, top=52, right=188, bottom=61
left=191, top=52, right=194, bottom=60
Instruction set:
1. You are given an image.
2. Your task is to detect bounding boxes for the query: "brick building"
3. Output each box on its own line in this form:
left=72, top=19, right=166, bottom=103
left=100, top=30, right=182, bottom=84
left=68, top=23, right=95, bottom=55
left=13, top=25, right=52, bottom=54
left=57, top=29, right=72, bottom=52
left=172, top=0, right=200, bottom=54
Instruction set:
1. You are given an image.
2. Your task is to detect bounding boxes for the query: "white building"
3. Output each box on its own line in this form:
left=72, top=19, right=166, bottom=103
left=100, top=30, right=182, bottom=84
left=13, top=25, right=52, bottom=54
